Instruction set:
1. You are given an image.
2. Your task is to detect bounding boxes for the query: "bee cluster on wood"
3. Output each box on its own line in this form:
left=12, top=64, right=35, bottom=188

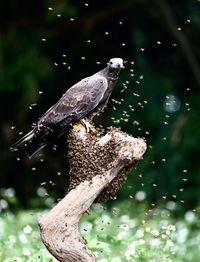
left=67, top=124, right=134, bottom=202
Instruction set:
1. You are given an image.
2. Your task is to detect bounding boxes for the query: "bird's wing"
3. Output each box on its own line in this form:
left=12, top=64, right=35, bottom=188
left=38, top=75, right=108, bottom=128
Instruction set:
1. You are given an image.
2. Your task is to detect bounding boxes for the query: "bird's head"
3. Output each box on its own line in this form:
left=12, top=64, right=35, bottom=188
left=107, top=58, right=124, bottom=70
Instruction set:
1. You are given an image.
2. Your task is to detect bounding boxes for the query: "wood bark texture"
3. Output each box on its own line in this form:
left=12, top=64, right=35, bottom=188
left=38, top=122, right=147, bottom=262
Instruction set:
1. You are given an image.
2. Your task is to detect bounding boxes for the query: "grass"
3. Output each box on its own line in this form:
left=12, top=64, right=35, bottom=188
left=0, top=198, right=200, bottom=262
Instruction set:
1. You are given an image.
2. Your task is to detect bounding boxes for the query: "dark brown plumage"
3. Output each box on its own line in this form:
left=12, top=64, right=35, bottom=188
left=11, top=58, right=124, bottom=158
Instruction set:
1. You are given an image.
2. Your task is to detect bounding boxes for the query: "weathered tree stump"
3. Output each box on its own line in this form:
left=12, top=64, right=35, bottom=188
left=38, top=122, right=147, bottom=262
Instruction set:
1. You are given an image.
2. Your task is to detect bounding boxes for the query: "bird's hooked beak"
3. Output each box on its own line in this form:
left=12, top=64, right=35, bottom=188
left=107, top=58, right=125, bottom=69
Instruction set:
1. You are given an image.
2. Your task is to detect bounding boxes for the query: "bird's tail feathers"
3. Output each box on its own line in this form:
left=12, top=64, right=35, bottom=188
left=11, top=118, right=72, bottom=158
left=10, top=129, right=35, bottom=152
left=26, top=125, right=69, bottom=158
left=27, top=138, right=48, bottom=158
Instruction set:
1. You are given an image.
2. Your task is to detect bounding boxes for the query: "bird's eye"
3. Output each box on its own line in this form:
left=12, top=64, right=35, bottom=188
left=110, top=61, right=113, bottom=64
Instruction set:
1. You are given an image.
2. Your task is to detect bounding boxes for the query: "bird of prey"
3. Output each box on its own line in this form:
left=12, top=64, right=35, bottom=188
left=11, top=58, right=124, bottom=158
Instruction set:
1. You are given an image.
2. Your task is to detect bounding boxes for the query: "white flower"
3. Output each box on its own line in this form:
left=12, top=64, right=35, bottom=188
left=23, top=225, right=32, bottom=234
left=4, top=188, right=15, bottom=197
left=45, top=197, right=55, bottom=207
left=135, top=191, right=146, bottom=201
left=120, top=224, right=129, bottom=231
left=80, top=222, right=92, bottom=233
left=120, top=215, right=136, bottom=228
left=137, top=239, right=145, bottom=245
left=135, top=229, right=144, bottom=238
left=23, top=248, right=31, bottom=256
left=150, top=239, right=160, bottom=246
left=185, top=211, right=195, bottom=223
left=0, top=199, right=8, bottom=209
left=166, top=201, right=177, bottom=210
left=177, top=227, right=189, bottom=244
left=101, top=214, right=111, bottom=223
left=116, top=231, right=126, bottom=240
left=151, top=230, right=159, bottom=237
left=145, top=227, right=151, bottom=232
left=166, top=240, right=174, bottom=248
left=19, top=234, right=28, bottom=243
left=166, top=224, right=176, bottom=231
left=36, top=187, right=47, bottom=197
left=120, top=215, right=131, bottom=223
left=125, top=249, right=136, bottom=260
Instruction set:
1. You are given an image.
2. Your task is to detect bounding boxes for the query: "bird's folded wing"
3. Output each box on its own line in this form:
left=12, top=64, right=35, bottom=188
left=38, top=76, right=108, bottom=127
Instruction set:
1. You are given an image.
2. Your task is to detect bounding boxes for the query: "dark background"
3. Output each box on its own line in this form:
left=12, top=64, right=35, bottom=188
left=0, top=0, right=200, bottom=210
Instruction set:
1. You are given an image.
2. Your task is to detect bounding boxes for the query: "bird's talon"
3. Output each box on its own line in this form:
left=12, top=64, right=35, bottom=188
left=72, top=123, right=83, bottom=129
left=81, top=119, right=94, bottom=133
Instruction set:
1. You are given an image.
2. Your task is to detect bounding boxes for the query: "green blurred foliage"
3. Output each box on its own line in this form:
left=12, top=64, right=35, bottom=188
left=1, top=201, right=200, bottom=261
left=0, top=0, right=200, bottom=210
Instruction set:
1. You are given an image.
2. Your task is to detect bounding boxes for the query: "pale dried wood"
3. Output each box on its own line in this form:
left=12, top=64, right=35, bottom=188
left=38, top=122, right=147, bottom=262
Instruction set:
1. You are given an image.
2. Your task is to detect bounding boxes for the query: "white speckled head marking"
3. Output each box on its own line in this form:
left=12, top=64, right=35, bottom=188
left=108, top=58, right=124, bottom=69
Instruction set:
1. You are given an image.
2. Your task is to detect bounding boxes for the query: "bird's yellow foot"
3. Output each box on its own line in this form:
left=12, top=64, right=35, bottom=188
left=80, top=119, right=93, bottom=132
left=72, top=119, right=94, bottom=132
left=72, top=123, right=83, bottom=129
